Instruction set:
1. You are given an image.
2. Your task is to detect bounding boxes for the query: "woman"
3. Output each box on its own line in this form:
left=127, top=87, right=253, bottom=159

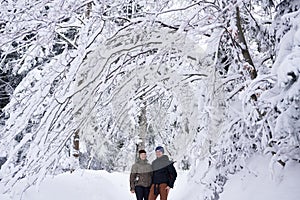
left=130, top=149, right=153, bottom=200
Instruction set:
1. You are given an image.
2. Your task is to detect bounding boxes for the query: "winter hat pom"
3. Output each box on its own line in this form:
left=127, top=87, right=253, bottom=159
left=139, top=149, right=147, bottom=154
left=155, top=146, right=164, bottom=154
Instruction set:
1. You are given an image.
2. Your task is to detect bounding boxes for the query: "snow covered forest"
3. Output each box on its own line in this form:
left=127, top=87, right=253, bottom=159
left=0, top=0, right=300, bottom=199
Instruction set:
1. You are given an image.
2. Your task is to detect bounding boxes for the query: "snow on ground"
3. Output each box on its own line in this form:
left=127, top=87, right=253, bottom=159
left=0, top=155, right=299, bottom=200
left=219, top=155, right=300, bottom=200
left=0, top=170, right=136, bottom=200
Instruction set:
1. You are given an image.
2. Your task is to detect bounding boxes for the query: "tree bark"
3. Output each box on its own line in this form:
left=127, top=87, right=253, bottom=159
left=136, top=100, right=147, bottom=161
left=236, top=6, right=257, bottom=80
left=86, top=2, right=92, bottom=18
left=73, top=129, right=80, bottom=158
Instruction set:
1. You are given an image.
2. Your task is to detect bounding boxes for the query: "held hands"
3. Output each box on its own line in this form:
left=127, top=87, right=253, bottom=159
left=131, top=190, right=135, bottom=193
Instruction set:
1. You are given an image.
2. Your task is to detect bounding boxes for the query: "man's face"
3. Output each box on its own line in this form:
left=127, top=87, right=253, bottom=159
left=155, top=150, right=163, bottom=158
left=140, top=153, right=147, bottom=160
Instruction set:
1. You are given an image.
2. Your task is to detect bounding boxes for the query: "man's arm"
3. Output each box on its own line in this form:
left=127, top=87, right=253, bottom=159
left=167, top=163, right=177, bottom=188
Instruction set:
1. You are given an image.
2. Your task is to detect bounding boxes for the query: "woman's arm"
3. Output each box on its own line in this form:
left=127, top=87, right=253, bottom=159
left=129, top=164, right=137, bottom=191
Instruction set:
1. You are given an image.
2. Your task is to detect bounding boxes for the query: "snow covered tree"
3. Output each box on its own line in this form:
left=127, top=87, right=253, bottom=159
left=0, top=0, right=208, bottom=196
left=251, top=0, right=300, bottom=167
left=187, top=1, right=300, bottom=199
left=0, top=0, right=299, bottom=199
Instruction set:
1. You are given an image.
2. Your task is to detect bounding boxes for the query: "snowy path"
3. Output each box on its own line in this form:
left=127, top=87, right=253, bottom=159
left=29, top=170, right=188, bottom=200
left=1, top=156, right=300, bottom=200
left=0, top=170, right=188, bottom=200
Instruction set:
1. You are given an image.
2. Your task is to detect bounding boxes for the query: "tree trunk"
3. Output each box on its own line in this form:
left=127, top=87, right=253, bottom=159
left=236, top=6, right=257, bottom=80
left=136, top=100, right=147, bottom=161
left=73, top=129, right=80, bottom=158
left=86, top=2, right=92, bottom=18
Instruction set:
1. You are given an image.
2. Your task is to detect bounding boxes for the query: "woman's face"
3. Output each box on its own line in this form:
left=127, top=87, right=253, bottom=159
left=140, top=153, right=147, bottom=160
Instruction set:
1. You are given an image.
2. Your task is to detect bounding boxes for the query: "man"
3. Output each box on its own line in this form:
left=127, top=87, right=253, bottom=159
left=149, top=146, right=177, bottom=200
left=130, top=150, right=153, bottom=200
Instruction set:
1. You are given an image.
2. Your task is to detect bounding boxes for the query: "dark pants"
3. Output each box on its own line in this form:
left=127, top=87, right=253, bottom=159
left=135, top=186, right=150, bottom=200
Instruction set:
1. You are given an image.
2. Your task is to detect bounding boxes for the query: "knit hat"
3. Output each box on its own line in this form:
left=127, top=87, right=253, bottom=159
left=139, top=149, right=147, bottom=154
left=155, top=146, right=164, bottom=154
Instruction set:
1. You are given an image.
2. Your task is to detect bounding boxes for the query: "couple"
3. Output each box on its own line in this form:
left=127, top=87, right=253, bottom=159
left=130, top=146, right=177, bottom=200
